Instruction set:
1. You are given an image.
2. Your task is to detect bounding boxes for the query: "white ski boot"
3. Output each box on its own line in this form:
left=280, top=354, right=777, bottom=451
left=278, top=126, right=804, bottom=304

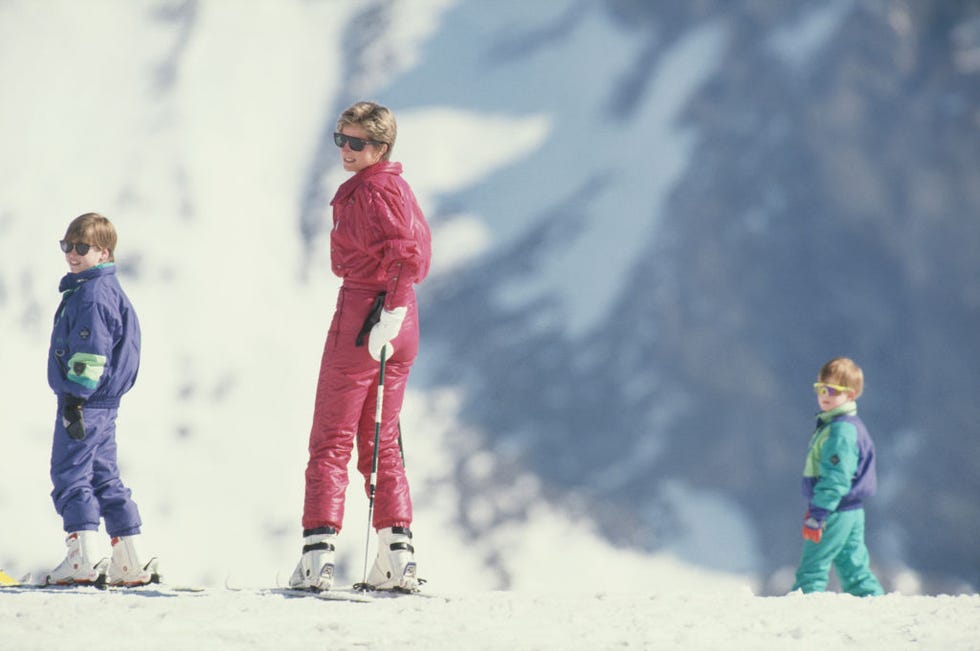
left=366, top=526, right=418, bottom=591
left=44, top=531, right=107, bottom=586
left=107, top=535, right=157, bottom=586
left=288, top=526, right=337, bottom=591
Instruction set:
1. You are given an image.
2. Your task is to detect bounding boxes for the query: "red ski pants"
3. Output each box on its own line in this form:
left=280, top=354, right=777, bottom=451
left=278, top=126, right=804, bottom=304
left=302, top=284, right=417, bottom=531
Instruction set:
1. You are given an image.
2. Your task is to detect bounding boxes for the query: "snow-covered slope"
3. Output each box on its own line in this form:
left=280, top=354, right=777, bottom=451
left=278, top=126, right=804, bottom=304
left=2, top=587, right=979, bottom=651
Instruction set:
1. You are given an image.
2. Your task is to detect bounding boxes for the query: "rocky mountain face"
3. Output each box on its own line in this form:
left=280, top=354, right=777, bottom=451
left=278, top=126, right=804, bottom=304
left=383, top=1, right=980, bottom=592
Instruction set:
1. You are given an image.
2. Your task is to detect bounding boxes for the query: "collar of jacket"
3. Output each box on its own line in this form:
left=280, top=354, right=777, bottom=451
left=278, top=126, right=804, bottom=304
left=815, top=400, right=858, bottom=427
left=59, top=262, right=116, bottom=293
left=331, top=160, right=404, bottom=205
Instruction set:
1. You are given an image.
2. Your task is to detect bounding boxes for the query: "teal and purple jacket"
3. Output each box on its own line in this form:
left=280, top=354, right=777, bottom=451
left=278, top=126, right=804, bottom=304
left=800, top=402, right=877, bottom=524
left=48, top=264, right=140, bottom=409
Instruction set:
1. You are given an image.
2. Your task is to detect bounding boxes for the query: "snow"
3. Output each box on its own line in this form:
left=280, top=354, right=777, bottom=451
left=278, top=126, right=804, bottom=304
left=389, top=3, right=731, bottom=339
left=2, top=588, right=978, bottom=650
left=766, top=1, right=855, bottom=73
left=0, top=1, right=978, bottom=648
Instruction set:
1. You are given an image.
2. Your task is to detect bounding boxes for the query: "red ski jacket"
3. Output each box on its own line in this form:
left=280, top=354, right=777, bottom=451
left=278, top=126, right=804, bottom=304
left=330, top=161, right=431, bottom=310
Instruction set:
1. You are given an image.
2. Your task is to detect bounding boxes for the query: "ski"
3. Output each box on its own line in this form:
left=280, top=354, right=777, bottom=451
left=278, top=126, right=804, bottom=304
left=1, top=583, right=106, bottom=593
left=1, top=557, right=112, bottom=591
left=1, top=583, right=424, bottom=600
left=0, top=558, right=204, bottom=594
left=0, top=568, right=23, bottom=587
left=0, top=581, right=206, bottom=595
left=351, top=580, right=428, bottom=597
left=1, top=568, right=426, bottom=600
left=267, top=587, right=375, bottom=603
left=268, top=579, right=428, bottom=603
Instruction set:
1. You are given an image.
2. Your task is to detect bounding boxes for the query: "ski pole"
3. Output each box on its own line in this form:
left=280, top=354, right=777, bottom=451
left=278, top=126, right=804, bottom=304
left=397, top=420, right=405, bottom=468
left=355, top=345, right=387, bottom=591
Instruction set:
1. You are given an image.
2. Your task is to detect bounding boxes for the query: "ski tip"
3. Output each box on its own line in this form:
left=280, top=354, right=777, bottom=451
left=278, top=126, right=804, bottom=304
left=0, top=568, right=22, bottom=587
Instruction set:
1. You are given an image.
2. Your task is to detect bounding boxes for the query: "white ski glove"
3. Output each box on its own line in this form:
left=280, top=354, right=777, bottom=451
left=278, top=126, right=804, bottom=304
left=368, top=306, right=407, bottom=361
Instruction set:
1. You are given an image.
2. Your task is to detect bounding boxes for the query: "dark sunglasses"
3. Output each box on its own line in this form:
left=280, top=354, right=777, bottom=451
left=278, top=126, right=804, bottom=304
left=59, top=240, right=94, bottom=255
left=333, top=132, right=383, bottom=152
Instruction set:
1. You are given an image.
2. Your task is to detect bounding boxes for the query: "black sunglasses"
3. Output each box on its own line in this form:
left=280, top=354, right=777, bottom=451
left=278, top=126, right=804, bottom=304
left=333, top=132, right=383, bottom=152
left=60, top=240, right=94, bottom=255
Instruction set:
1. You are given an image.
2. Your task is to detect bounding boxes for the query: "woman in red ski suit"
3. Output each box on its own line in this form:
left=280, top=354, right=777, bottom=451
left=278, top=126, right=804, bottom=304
left=291, top=101, right=431, bottom=592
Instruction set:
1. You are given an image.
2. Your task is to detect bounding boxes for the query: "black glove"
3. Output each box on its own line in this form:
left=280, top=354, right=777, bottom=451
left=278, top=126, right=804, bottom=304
left=62, top=399, right=86, bottom=440
left=355, top=292, right=387, bottom=347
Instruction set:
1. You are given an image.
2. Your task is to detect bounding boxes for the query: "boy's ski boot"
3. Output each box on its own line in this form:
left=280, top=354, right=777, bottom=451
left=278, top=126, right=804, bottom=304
left=107, top=535, right=157, bottom=586
left=366, top=526, right=418, bottom=592
left=44, top=531, right=107, bottom=586
left=288, top=526, right=337, bottom=592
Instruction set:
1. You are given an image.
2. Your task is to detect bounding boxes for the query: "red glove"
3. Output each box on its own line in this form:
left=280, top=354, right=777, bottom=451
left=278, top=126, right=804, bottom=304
left=802, top=514, right=823, bottom=543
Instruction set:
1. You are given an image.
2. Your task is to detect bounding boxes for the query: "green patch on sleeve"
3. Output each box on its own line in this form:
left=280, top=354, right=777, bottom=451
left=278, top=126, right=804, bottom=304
left=66, top=352, right=107, bottom=389
left=803, top=428, right=829, bottom=478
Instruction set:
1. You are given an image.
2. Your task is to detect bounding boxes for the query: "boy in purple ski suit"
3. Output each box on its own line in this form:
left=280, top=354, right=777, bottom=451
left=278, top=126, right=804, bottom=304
left=45, top=213, right=154, bottom=586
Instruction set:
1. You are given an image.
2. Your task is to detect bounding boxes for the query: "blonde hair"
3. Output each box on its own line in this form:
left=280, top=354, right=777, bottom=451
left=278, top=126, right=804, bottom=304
left=336, top=101, right=397, bottom=161
left=818, top=357, right=864, bottom=398
left=64, top=213, right=117, bottom=262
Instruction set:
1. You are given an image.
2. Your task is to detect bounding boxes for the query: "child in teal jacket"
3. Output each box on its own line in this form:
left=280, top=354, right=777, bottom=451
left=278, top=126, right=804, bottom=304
left=792, top=357, right=884, bottom=596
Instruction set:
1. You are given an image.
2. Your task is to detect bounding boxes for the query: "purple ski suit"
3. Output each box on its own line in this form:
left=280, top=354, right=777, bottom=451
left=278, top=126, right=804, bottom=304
left=48, top=263, right=142, bottom=537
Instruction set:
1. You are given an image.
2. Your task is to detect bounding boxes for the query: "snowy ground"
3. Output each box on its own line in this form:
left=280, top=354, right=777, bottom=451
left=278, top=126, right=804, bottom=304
left=1, top=586, right=979, bottom=650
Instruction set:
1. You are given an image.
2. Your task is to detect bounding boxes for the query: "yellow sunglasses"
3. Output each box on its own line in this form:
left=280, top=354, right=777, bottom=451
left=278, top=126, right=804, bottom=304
left=813, top=382, right=853, bottom=397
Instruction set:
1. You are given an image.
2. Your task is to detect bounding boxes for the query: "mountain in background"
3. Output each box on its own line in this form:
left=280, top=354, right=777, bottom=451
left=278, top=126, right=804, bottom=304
left=353, top=0, right=980, bottom=593
left=1, top=0, right=977, bottom=594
